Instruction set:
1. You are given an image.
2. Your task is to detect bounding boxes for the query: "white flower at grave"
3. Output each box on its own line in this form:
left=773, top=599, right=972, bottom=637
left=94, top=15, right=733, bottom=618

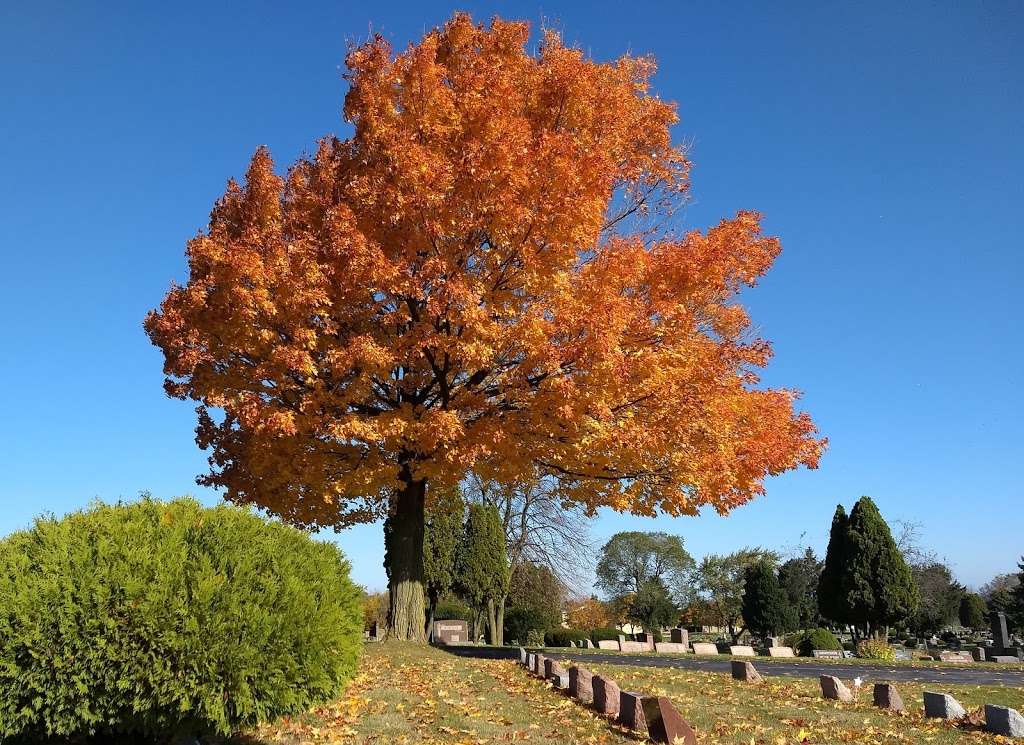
left=853, top=676, right=864, bottom=689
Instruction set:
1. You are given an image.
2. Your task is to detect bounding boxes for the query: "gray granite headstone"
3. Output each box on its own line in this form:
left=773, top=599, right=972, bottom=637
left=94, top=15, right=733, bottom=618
left=519, top=647, right=527, bottom=666
left=992, top=611, right=1011, bottom=653
left=641, top=697, right=697, bottom=745
left=820, top=675, right=853, bottom=702
left=873, top=683, right=904, bottom=713
left=923, top=691, right=966, bottom=719
left=731, top=660, right=763, bottom=683
left=985, top=705, right=1024, bottom=738
left=670, top=628, right=689, bottom=646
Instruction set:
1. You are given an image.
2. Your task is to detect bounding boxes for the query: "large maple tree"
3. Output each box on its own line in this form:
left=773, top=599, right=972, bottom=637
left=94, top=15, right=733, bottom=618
left=146, top=14, right=825, bottom=640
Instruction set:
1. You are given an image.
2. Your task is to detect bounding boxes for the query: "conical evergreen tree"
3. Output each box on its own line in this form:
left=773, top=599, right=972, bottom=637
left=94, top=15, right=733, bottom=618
left=742, top=560, right=797, bottom=636
left=844, top=496, right=918, bottom=637
left=423, top=485, right=464, bottom=637
left=817, top=505, right=850, bottom=625
left=456, top=503, right=509, bottom=645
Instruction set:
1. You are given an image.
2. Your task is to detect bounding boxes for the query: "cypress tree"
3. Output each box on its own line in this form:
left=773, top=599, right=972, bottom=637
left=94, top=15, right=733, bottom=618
left=456, top=503, right=509, bottom=645
left=817, top=505, right=850, bottom=625
left=742, top=560, right=797, bottom=637
left=423, top=486, right=464, bottom=638
left=844, top=496, right=918, bottom=638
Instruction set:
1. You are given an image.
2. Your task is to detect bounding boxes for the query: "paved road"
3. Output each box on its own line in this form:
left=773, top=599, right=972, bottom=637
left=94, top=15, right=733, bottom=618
left=443, top=646, right=1024, bottom=687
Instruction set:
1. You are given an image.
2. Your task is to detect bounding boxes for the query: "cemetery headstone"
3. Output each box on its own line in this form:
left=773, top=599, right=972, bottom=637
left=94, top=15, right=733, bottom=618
left=597, top=639, right=619, bottom=650
left=619, top=640, right=647, bottom=653
left=767, top=646, right=795, bottom=658
left=730, top=645, right=756, bottom=657
left=985, top=705, right=1024, bottom=738
left=670, top=628, right=689, bottom=647
left=584, top=638, right=594, bottom=648
left=939, top=650, right=972, bottom=663
left=654, top=641, right=688, bottom=654
left=692, top=642, right=719, bottom=655
left=641, top=697, right=697, bottom=745
left=767, top=636, right=780, bottom=647
left=527, top=653, right=535, bottom=670
left=873, top=683, right=904, bottom=713
left=971, top=646, right=986, bottom=662
left=923, top=691, right=966, bottom=719
left=519, top=647, right=527, bottom=666
left=592, top=675, right=621, bottom=718
left=619, top=691, right=647, bottom=731
left=533, top=654, right=547, bottom=677
left=820, top=675, right=853, bottom=703
left=569, top=666, right=594, bottom=704
left=544, top=658, right=567, bottom=684
left=731, top=660, right=763, bottom=683
left=432, top=620, right=468, bottom=644
left=992, top=612, right=1011, bottom=653
left=993, top=655, right=1020, bottom=664
left=640, top=632, right=656, bottom=651
left=812, top=649, right=843, bottom=659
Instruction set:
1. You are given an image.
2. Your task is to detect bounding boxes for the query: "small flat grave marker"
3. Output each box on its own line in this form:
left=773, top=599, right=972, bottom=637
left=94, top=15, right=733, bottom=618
left=619, top=640, right=647, bottom=653
left=692, top=642, right=719, bottom=655
left=985, top=704, right=1024, bottom=738
left=873, top=683, right=904, bottom=713
left=654, top=642, right=688, bottom=654
left=597, top=639, right=619, bottom=650
left=923, top=691, right=966, bottom=719
left=812, top=649, right=843, bottom=659
left=731, top=660, right=763, bottom=683
left=730, top=645, right=756, bottom=657
left=767, top=646, right=795, bottom=658
left=820, top=675, right=853, bottom=703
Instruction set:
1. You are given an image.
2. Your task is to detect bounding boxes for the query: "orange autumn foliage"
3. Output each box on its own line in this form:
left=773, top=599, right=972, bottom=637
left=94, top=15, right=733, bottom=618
left=147, top=15, right=824, bottom=532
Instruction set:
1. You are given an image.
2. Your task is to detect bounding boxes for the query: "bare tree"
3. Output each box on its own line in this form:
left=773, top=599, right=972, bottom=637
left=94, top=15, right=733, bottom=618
left=464, top=473, right=595, bottom=612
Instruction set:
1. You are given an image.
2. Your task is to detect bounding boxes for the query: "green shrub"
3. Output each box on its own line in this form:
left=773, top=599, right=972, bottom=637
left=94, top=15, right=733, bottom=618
left=857, top=639, right=896, bottom=661
left=545, top=628, right=590, bottom=647
left=904, top=638, right=918, bottom=649
left=525, top=628, right=546, bottom=647
left=590, top=627, right=622, bottom=643
left=435, top=597, right=474, bottom=623
left=795, top=627, right=843, bottom=656
left=504, top=607, right=548, bottom=646
left=0, top=496, right=363, bottom=741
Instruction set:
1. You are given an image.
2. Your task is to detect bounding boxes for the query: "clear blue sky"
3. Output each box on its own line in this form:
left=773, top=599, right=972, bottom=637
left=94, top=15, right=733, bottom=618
left=1, top=2, right=1021, bottom=593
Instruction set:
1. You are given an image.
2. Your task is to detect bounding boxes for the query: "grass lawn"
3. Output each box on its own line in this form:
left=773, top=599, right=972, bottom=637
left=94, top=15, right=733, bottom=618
left=246, top=642, right=638, bottom=744
left=552, top=653, right=1024, bottom=744
left=245, top=642, right=1024, bottom=744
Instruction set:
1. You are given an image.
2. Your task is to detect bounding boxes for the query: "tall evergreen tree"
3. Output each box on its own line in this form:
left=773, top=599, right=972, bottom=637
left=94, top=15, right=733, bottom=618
left=779, top=548, right=823, bottom=629
left=423, top=486, right=464, bottom=637
left=742, top=561, right=797, bottom=637
left=456, top=503, right=510, bottom=645
left=817, top=505, right=850, bottom=625
left=959, top=593, right=988, bottom=630
left=844, top=496, right=918, bottom=638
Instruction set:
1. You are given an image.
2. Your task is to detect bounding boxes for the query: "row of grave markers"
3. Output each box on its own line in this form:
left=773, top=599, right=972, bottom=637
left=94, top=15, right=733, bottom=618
left=518, top=646, right=698, bottom=744
left=734, top=658, right=1024, bottom=739
left=584, top=630, right=804, bottom=658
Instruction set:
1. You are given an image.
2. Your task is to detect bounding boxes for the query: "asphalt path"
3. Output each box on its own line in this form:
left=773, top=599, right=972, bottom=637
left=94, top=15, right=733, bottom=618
left=442, top=646, right=1024, bottom=687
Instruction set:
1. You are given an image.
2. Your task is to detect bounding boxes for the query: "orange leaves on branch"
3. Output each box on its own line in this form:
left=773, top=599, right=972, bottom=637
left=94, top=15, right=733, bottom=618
left=146, top=13, right=824, bottom=529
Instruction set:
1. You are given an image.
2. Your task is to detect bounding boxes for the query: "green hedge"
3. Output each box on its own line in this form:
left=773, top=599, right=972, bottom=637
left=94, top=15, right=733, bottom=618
left=590, top=627, right=622, bottom=643
left=0, top=497, right=363, bottom=741
left=545, top=628, right=590, bottom=647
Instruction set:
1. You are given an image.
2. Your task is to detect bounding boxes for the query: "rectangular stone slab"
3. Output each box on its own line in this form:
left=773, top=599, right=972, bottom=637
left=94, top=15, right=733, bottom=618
left=923, top=691, right=966, bottom=719
left=592, top=675, right=620, bottom=718
left=597, top=640, right=620, bottom=650
left=767, top=646, right=795, bottom=657
left=654, top=642, right=688, bottom=654
left=730, top=645, right=756, bottom=657
left=569, top=666, right=593, bottom=703
left=985, top=704, right=1024, bottom=738
left=692, top=642, right=719, bottom=655
left=619, top=691, right=646, bottom=731
left=938, top=651, right=972, bottom=662
left=670, top=628, right=689, bottom=646
left=619, top=640, right=648, bottom=653
left=812, top=649, right=843, bottom=659
left=731, top=660, right=763, bottom=682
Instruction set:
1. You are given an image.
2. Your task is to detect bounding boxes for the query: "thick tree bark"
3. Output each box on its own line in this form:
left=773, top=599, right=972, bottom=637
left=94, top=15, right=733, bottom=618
left=486, top=597, right=506, bottom=646
left=386, top=477, right=427, bottom=642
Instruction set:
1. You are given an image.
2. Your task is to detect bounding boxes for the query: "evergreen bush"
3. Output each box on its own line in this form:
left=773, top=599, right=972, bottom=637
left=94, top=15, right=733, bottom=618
left=544, top=628, right=590, bottom=647
left=795, top=627, right=843, bottom=656
left=590, top=627, right=622, bottom=643
left=0, top=496, right=363, bottom=742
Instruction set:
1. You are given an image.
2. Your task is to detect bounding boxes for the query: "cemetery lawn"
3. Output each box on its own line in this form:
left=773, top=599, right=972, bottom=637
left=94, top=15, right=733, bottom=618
left=246, top=642, right=637, bottom=744
left=555, top=654, right=1024, bottom=744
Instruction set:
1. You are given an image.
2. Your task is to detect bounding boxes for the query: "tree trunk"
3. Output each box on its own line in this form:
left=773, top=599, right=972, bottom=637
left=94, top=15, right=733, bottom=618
left=386, top=478, right=427, bottom=642
left=496, top=596, right=505, bottom=647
